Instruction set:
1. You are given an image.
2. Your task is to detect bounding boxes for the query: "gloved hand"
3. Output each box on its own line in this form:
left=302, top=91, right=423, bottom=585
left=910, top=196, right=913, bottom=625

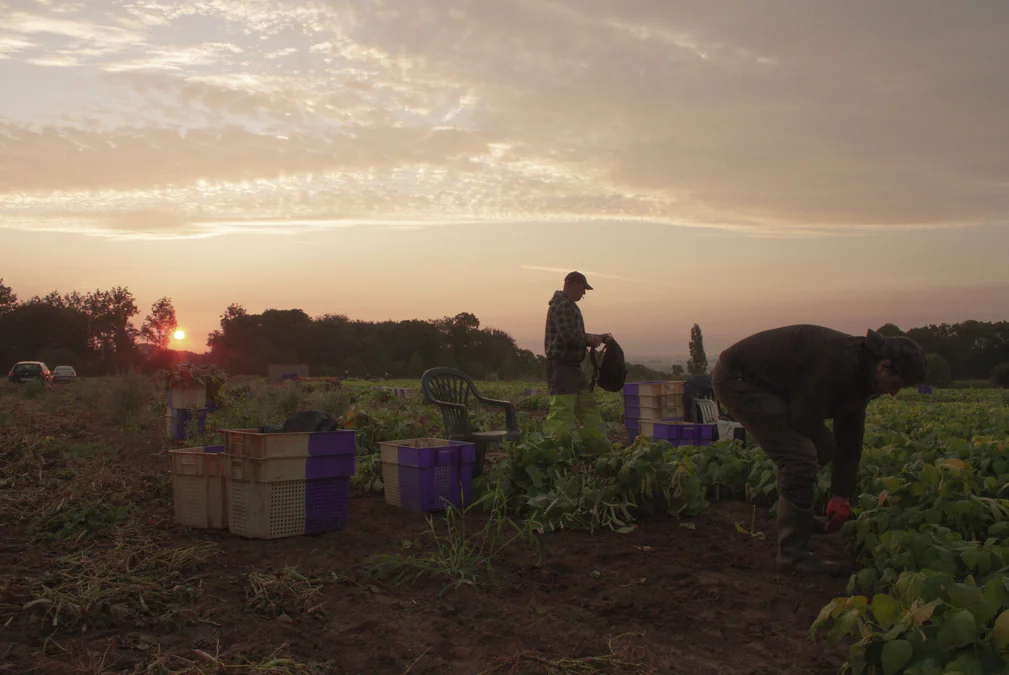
left=824, top=496, right=851, bottom=533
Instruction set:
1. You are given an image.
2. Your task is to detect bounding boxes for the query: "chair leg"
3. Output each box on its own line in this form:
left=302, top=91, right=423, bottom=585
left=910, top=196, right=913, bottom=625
left=472, top=440, right=488, bottom=478
left=472, top=439, right=508, bottom=477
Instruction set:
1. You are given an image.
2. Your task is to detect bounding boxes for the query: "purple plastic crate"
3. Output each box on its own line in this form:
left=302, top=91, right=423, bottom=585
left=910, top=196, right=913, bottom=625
left=624, top=416, right=640, bottom=432
left=382, top=441, right=476, bottom=513
left=640, top=421, right=715, bottom=444
left=306, top=431, right=357, bottom=457
left=918, top=385, right=933, bottom=394
left=304, top=475, right=351, bottom=533
left=306, top=454, right=357, bottom=479
left=168, top=408, right=208, bottom=441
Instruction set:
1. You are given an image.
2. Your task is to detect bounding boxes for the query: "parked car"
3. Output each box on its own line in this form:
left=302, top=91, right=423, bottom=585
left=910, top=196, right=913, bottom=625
left=52, top=365, right=77, bottom=383
left=7, top=361, right=53, bottom=385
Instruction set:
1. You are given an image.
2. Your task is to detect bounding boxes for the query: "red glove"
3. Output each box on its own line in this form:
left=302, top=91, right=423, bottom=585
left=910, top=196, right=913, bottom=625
left=824, top=496, right=851, bottom=533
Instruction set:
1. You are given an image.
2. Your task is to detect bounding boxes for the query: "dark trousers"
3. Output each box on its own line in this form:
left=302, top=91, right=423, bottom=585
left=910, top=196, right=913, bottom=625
left=711, top=359, right=823, bottom=509
left=546, top=360, right=587, bottom=395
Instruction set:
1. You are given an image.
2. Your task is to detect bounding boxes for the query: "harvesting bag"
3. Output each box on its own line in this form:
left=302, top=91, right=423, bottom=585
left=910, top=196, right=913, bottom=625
left=590, top=336, right=627, bottom=393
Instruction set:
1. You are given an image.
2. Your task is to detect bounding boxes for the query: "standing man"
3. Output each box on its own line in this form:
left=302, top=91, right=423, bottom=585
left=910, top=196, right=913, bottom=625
left=542, top=271, right=612, bottom=452
left=711, top=325, right=927, bottom=575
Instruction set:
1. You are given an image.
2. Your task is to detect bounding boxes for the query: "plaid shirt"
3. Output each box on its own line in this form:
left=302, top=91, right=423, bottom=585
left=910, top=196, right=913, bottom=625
left=544, top=291, right=587, bottom=363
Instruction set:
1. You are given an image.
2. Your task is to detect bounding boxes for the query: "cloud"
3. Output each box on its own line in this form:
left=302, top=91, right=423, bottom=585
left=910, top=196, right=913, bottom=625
left=520, top=266, right=645, bottom=284
left=102, top=43, right=244, bottom=72
left=2, top=0, right=1009, bottom=238
left=3, top=10, right=144, bottom=50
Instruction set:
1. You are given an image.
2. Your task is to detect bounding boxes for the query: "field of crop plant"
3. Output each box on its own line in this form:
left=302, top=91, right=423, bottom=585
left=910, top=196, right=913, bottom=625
left=1, top=373, right=1007, bottom=674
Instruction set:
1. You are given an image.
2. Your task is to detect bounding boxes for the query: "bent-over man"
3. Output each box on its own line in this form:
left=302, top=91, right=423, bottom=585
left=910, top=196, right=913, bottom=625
left=712, top=325, right=927, bottom=575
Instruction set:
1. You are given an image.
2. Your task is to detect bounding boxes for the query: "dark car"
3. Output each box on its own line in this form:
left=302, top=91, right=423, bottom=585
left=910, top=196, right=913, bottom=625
left=7, top=361, right=53, bottom=385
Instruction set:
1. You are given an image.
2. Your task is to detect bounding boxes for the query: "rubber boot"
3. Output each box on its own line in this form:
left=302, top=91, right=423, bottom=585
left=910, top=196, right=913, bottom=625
left=776, top=495, right=850, bottom=577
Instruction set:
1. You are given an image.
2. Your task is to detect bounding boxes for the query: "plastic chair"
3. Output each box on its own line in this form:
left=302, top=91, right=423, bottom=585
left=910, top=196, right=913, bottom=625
left=420, top=367, right=520, bottom=476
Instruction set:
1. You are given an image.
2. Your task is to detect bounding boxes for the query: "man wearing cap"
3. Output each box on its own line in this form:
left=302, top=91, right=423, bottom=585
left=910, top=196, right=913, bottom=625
left=542, top=271, right=612, bottom=452
left=711, top=325, right=927, bottom=576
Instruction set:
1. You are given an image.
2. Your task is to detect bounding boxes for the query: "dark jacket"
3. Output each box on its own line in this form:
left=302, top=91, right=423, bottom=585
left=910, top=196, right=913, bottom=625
left=544, top=291, right=587, bottom=364
left=717, top=324, right=878, bottom=498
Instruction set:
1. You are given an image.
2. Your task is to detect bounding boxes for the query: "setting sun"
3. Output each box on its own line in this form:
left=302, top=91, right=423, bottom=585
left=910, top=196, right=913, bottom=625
left=173, top=330, right=185, bottom=340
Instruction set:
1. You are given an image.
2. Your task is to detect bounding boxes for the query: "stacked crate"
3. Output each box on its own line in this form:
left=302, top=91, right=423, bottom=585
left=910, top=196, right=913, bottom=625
left=221, top=429, right=356, bottom=539
left=169, top=444, right=228, bottom=529
left=379, top=438, right=477, bottom=513
left=623, top=381, right=686, bottom=443
left=166, top=385, right=209, bottom=441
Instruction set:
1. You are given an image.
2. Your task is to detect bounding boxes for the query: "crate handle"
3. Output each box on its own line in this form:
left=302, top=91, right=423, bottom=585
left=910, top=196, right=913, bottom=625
left=230, top=458, right=244, bottom=480
left=177, top=456, right=202, bottom=475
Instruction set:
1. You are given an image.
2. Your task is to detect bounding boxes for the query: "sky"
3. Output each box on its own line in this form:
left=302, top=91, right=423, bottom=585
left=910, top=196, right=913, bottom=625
left=1, top=0, right=1008, bottom=359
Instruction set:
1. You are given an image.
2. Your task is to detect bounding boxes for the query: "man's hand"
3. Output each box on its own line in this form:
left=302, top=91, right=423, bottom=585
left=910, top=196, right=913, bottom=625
left=824, top=496, right=851, bottom=533
left=586, top=334, right=603, bottom=348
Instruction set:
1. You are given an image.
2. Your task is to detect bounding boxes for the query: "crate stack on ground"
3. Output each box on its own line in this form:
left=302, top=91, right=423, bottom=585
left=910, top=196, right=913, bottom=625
left=166, top=385, right=211, bottom=441
left=623, top=381, right=717, bottom=446
left=221, top=429, right=356, bottom=539
left=168, top=429, right=356, bottom=539
left=379, top=438, right=477, bottom=513
left=623, top=381, right=685, bottom=443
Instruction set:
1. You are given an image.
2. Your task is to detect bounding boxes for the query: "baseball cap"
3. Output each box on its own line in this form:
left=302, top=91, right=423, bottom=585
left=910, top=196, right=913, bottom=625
left=564, top=271, right=593, bottom=290
left=865, top=329, right=928, bottom=385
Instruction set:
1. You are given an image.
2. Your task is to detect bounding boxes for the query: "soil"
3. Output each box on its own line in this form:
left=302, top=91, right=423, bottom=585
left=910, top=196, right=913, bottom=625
left=2, top=494, right=850, bottom=675
left=1, top=395, right=851, bottom=674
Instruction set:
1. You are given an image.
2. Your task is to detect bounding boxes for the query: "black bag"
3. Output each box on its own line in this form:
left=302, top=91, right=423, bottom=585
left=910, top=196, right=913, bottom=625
left=590, top=337, right=627, bottom=393
left=258, top=410, right=339, bottom=434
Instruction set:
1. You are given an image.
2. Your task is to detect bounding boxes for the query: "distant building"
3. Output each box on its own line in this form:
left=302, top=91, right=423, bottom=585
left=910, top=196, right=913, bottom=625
left=267, top=363, right=310, bottom=382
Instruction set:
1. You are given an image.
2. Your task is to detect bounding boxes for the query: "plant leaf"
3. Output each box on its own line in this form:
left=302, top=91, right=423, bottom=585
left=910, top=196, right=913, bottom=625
left=871, top=593, right=900, bottom=630
left=993, top=609, right=1009, bottom=650
left=880, top=639, right=913, bottom=675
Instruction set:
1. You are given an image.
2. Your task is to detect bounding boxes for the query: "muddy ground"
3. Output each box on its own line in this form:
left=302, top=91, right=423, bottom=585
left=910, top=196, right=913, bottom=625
left=0, top=386, right=850, bottom=675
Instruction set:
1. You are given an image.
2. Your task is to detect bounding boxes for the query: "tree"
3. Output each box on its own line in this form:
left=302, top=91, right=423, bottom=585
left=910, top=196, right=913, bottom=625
left=405, top=352, right=427, bottom=377
left=925, top=353, right=951, bottom=388
left=0, top=278, right=16, bottom=318
left=0, top=302, right=89, bottom=372
left=670, top=364, right=686, bottom=378
left=140, top=297, right=178, bottom=350
left=86, top=286, right=139, bottom=357
left=992, top=362, right=1009, bottom=389
left=687, top=323, right=708, bottom=375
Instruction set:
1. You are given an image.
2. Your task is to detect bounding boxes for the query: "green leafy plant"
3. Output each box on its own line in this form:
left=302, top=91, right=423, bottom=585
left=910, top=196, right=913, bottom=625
left=366, top=488, right=541, bottom=595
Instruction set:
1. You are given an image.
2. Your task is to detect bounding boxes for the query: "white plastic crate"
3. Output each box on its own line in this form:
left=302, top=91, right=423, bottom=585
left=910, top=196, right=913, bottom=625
left=169, top=447, right=227, bottom=529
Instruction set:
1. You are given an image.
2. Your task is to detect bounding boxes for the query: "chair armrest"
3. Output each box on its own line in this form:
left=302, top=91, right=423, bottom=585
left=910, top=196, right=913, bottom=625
left=429, top=399, right=469, bottom=411
left=473, top=395, right=518, bottom=432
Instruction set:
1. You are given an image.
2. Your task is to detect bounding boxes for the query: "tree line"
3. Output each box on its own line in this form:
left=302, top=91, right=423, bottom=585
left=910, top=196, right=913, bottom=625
left=0, top=280, right=672, bottom=380
left=2, top=279, right=1006, bottom=385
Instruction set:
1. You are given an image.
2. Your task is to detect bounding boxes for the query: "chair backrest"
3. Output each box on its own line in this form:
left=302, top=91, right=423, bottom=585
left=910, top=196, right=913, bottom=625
left=421, top=367, right=478, bottom=438
left=695, top=398, right=720, bottom=424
